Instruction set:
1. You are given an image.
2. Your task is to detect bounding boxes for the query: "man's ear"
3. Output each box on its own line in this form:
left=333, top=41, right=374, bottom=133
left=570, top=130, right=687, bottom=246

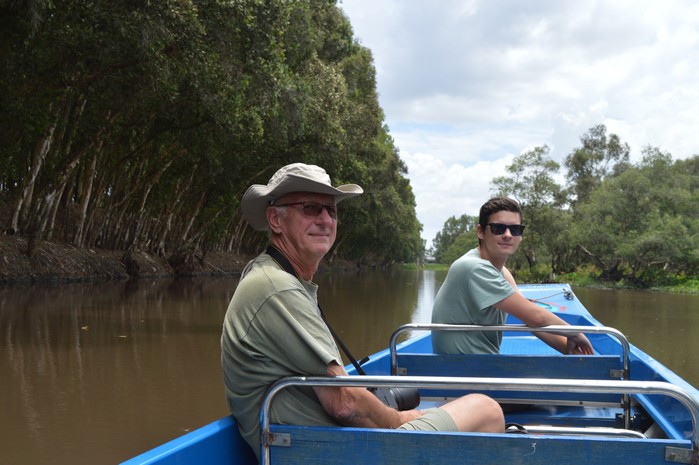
left=267, top=206, right=283, bottom=234
left=476, top=223, right=485, bottom=240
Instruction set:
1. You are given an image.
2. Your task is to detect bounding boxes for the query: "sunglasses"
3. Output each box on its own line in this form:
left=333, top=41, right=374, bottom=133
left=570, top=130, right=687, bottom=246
left=487, top=223, right=525, bottom=236
left=273, top=201, right=338, bottom=219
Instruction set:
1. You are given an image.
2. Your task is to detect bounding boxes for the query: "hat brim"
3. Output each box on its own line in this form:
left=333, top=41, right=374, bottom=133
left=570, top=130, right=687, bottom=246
left=241, top=173, right=363, bottom=231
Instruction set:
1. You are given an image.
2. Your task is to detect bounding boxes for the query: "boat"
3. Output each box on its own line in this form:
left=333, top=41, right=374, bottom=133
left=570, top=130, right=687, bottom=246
left=121, top=284, right=699, bottom=465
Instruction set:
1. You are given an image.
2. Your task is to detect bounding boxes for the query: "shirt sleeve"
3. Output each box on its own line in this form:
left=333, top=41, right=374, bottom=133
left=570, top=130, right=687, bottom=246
left=251, top=288, right=342, bottom=377
left=466, top=260, right=516, bottom=312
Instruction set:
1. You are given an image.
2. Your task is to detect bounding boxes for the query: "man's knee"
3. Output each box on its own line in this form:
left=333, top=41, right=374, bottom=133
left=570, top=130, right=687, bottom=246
left=445, top=393, right=504, bottom=432
left=472, top=394, right=505, bottom=430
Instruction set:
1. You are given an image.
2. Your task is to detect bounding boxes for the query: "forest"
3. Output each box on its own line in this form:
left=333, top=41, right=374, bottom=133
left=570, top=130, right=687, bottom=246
left=2, top=1, right=698, bottom=288
left=1, top=0, right=423, bottom=266
left=431, top=125, right=699, bottom=289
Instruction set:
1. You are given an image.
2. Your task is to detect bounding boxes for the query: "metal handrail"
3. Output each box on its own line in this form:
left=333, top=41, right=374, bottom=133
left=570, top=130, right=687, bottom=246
left=389, top=324, right=632, bottom=427
left=259, top=375, right=699, bottom=465
left=388, top=324, right=631, bottom=378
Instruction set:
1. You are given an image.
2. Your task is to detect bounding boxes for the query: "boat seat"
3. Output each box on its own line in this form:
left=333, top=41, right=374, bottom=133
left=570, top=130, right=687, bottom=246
left=395, top=353, right=625, bottom=405
left=265, top=423, right=683, bottom=465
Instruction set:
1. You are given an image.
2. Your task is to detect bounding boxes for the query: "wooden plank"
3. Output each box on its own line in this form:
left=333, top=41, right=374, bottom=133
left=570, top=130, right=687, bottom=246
left=269, top=425, right=690, bottom=465
left=397, top=354, right=622, bottom=379
left=398, top=354, right=623, bottom=404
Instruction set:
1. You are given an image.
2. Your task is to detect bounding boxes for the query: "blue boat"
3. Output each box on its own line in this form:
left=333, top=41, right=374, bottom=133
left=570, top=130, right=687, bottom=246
left=121, top=284, right=699, bottom=465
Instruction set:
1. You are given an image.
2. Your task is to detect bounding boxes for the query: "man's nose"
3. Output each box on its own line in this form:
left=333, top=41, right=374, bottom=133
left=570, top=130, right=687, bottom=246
left=316, top=206, right=335, bottom=222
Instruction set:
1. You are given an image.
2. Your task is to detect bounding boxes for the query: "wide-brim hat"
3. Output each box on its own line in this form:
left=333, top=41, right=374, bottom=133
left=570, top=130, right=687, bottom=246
left=241, top=163, right=363, bottom=231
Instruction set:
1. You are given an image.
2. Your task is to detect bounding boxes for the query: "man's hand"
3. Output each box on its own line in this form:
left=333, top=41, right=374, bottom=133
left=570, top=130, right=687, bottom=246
left=566, top=333, right=594, bottom=355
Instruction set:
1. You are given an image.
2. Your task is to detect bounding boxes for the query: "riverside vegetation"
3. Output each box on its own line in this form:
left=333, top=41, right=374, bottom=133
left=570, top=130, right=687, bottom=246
left=2, top=2, right=698, bottom=290
left=429, top=129, right=699, bottom=292
left=1, top=0, right=423, bottom=280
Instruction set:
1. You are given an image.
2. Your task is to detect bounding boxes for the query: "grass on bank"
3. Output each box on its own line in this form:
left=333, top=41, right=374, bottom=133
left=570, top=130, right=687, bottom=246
left=402, top=262, right=699, bottom=294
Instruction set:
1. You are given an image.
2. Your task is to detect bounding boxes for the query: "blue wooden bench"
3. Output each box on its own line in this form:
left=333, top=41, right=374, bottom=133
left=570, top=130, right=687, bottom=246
left=267, top=424, right=687, bottom=465
left=396, top=353, right=625, bottom=405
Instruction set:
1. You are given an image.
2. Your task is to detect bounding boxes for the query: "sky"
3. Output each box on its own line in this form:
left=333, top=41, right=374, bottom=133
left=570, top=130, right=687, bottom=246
left=338, top=0, right=699, bottom=246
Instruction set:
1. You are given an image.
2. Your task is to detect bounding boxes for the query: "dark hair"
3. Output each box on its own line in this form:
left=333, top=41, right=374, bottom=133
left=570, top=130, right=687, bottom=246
left=478, top=197, right=523, bottom=230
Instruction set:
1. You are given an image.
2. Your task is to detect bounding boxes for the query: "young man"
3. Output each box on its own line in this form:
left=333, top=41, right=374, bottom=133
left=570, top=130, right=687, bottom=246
left=221, top=163, right=504, bottom=459
left=431, top=197, right=593, bottom=355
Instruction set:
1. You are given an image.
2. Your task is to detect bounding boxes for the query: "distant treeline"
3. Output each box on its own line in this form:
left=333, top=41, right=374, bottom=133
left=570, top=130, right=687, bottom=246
left=431, top=125, right=699, bottom=288
left=0, top=0, right=423, bottom=264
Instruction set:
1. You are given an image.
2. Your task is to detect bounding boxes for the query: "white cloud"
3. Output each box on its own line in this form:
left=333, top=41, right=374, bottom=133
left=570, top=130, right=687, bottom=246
left=340, top=0, right=699, bottom=243
left=402, top=150, right=514, bottom=245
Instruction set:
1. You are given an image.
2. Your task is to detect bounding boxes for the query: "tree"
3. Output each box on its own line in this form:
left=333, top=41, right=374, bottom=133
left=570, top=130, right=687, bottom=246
left=432, top=215, right=478, bottom=263
left=491, top=145, right=567, bottom=276
left=0, top=0, right=424, bottom=267
left=564, top=124, right=631, bottom=206
left=440, top=231, right=479, bottom=265
left=571, top=151, right=699, bottom=285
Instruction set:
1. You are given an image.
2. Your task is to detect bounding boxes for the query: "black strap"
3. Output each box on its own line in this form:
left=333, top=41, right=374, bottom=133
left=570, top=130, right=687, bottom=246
left=265, top=245, right=368, bottom=376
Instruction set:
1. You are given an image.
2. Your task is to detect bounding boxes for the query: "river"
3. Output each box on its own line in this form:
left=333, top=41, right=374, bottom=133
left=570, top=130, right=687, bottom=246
left=1, top=269, right=697, bottom=465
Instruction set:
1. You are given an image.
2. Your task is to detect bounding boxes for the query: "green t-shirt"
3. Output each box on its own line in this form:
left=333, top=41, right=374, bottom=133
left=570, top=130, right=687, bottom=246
left=220, top=252, right=343, bottom=458
left=431, top=248, right=516, bottom=354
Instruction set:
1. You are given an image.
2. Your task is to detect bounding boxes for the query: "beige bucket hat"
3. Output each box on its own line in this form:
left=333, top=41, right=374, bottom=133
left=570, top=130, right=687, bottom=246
left=241, top=163, right=363, bottom=231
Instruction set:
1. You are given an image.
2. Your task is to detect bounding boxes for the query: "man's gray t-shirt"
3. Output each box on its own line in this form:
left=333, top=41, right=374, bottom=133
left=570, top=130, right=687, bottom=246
left=431, top=248, right=516, bottom=354
left=221, top=253, right=343, bottom=457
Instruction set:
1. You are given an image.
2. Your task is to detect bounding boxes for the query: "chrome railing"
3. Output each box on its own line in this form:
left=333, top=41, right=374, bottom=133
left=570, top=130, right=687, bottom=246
left=389, top=324, right=632, bottom=427
left=389, top=324, right=630, bottom=378
left=259, top=375, right=699, bottom=465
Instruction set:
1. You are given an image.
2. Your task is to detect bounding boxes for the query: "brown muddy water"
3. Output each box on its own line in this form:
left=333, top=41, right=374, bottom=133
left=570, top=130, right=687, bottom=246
left=1, top=270, right=697, bottom=465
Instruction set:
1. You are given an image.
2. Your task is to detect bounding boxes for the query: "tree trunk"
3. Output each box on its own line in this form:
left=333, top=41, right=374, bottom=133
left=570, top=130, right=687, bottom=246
left=179, top=190, right=207, bottom=245
left=74, top=151, right=99, bottom=247
left=10, top=114, right=57, bottom=233
left=125, top=152, right=178, bottom=251
left=154, top=167, right=198, bottom=256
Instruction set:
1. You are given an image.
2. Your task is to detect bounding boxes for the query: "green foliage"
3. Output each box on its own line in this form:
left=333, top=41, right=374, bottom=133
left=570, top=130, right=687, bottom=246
left=433, top=127, right=699, bottom=287
left=567, top=147, right=699, bottom=286
left=0, top=0, right=423, bottom=264
left=3, top=0, right=699, bottom=286
left=491, top=144, right=567, bottom=275
left=654, top=277, right=699, bottom=294
left=432, top=214, right=477, bottom=263
left=440, top=231, right=478, bottom=265
left=510, top=263, right=553, bottom=284
left=564, top=124, right=631, bottom=205
left=559, top=265, right=601, bottom=287
left=339, top=134, right=423, bottom=263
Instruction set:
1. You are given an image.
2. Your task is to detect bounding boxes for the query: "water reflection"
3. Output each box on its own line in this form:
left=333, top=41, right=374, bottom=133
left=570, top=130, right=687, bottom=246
left=0, top=272, right=697, bottom=465
left=0, top=278, right=239, bottom=465
left=317, top=269, right=437, bottom=359
left=573, top=286, right=699, bottom=387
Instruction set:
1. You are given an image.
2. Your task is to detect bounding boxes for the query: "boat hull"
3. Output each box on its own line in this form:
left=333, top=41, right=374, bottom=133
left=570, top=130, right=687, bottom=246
left=122, top=284, right=699, bottom=465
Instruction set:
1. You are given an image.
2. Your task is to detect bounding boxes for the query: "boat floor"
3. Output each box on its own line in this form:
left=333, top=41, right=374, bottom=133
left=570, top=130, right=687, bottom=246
left=417, top=398, right=630, bottom=430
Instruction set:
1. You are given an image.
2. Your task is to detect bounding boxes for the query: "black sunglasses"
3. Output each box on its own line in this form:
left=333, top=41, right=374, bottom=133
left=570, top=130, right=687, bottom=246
left=273, top=201, right=338, bottom=219
left=487, top=223, right=525, bottom=236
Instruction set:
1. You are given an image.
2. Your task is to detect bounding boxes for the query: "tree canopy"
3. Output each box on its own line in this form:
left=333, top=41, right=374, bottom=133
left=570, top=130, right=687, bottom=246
left=5, top=2, right=698, bottom=284
left=0, top=0, right=423, bottom=264
left=432, top=126, right=699, bottom=287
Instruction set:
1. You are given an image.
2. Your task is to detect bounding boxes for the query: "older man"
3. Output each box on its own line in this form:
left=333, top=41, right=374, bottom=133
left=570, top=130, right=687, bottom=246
left=221, top=163, right=504, bottom=459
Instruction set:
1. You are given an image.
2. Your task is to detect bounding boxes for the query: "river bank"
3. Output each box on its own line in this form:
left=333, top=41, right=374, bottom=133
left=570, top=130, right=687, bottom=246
left=0, top=235, right=366, bottom=285
left=0, top=235, right=250, bottom=284
left=4, top=235, right=697, bottom=292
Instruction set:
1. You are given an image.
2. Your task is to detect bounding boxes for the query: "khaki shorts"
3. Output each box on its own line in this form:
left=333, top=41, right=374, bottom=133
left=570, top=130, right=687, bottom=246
left=397, top=407, right=457, bottom=432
